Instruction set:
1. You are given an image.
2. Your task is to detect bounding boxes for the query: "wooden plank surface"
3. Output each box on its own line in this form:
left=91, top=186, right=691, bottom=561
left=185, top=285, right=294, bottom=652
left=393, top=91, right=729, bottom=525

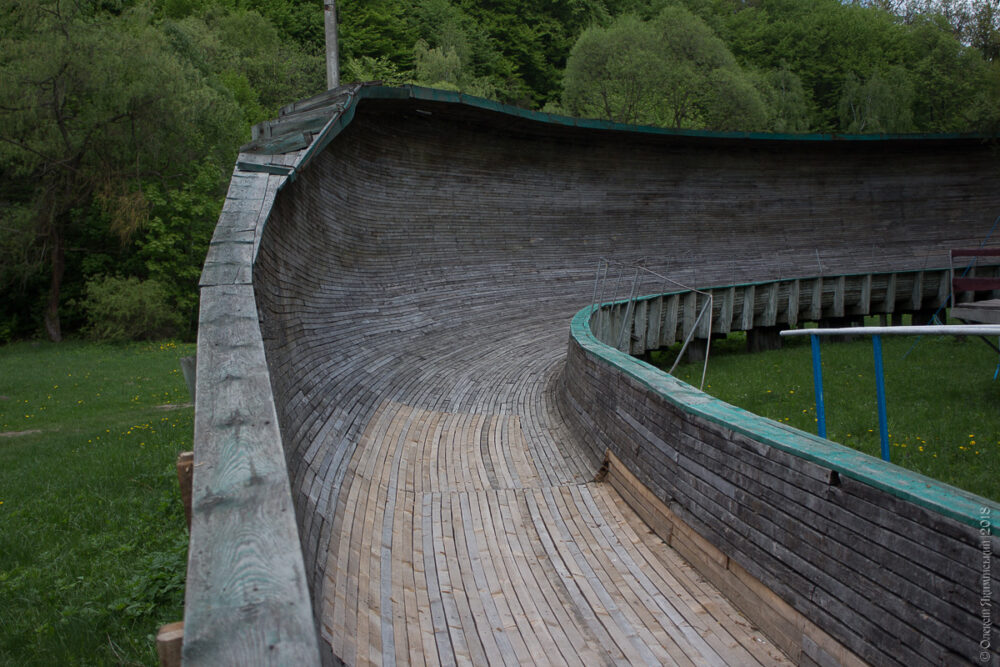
left=235, top=90, right=1000, bottom=667
left=320, top=400, right=795, bottom=666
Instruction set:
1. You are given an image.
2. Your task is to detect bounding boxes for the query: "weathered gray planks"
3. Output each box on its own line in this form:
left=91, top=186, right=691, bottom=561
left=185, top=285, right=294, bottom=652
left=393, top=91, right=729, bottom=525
left=194, top=84, right=1000, bottom=665
left=184, top=285, right=320, bottom=665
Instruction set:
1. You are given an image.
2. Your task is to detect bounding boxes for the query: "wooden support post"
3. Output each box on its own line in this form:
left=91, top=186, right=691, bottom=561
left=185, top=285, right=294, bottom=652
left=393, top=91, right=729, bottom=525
left=662, top=294, right=679, bottom=346
left=179, top=356, right=196, bottom=402
left=747, top=326, right=783, bottom=352
left=832, top=275, right=846, bottom=318
left=156, top=621, right=184, bottom=667
left=786, top=279, right=800, bottom=328
left=177, top=451, right=194, bottom=532
left=807, top=277, right=823, bottom=322
left=761, top=283, right=779, bottom=326
left=911, top=271, right=925, bottom=311
left=739, top=284, right=756, bottom=330
left=717, top=286, right=735, bottom=334
left=685, top=338, right=708, bottom=363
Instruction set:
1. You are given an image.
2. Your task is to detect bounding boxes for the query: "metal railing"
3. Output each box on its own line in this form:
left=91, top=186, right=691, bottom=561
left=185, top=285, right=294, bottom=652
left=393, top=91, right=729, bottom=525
left=781, top=324, right=1000, bottom=461
left=590, top=258, right=713, bottom=389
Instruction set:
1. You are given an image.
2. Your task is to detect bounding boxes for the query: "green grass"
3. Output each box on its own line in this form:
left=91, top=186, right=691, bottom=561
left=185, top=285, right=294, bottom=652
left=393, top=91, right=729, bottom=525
left=652, top=327, right=1000, bottom=503
left=0, top=340, right=194, bottom=666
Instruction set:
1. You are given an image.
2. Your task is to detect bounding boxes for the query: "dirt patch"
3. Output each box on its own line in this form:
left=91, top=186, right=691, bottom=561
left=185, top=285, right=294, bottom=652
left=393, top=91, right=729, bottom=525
left=155, top=403, right=194, bottom=411
left=0, top=429, right=42, bottom=438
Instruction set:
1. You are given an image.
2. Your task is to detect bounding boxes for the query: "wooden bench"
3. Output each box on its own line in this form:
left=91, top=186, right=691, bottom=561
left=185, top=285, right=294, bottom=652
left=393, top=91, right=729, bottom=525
left=949, top=247, right=1000, bottom=324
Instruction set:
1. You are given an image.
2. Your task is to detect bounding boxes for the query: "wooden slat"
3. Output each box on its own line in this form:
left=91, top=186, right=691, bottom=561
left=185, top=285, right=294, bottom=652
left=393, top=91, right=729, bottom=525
left=646, top=296, right=663, bottom=350
left=786, top=280, right=800, bottom=328
left=602, top=450, right=862, bottom=667
left=884, top=273, right=897, bottom=313
left=740, top=285, right=756, bottom=330
left=662, top=294, right=679, bottom=346
left=832, top=275, right=846, bottom=317
left=911, top=270, right=925, bottom=310
left=717, top=286, right=735, bottom=334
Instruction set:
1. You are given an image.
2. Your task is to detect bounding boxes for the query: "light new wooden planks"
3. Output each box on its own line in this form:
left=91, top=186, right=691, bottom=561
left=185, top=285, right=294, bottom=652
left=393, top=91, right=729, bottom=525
left=321, top=400, right=794, bottom=665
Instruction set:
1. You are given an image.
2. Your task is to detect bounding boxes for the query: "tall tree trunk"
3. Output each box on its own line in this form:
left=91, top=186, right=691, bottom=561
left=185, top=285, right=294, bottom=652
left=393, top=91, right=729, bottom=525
left=43, top=225, right=65, bottom=342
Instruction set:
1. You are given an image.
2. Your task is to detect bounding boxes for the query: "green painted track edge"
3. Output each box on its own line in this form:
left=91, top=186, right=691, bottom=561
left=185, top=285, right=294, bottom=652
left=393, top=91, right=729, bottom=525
left=288, top=83, right=993, bottom=183
left=570, top=305, right=1000, bottom=531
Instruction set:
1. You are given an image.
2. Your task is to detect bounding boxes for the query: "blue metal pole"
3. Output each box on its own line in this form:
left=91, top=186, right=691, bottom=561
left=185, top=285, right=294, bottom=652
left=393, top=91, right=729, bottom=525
left=872, top=334, right=890, bottom=462
left=810, top=334, right=827, bottom=438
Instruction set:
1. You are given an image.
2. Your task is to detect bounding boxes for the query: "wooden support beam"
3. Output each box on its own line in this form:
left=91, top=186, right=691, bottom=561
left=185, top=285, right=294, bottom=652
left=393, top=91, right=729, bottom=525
left=807, top=278, right=823, bottom=321
left=714, top=287, right=734, bottom=334
left=180, top=356, right=196, bottom=402
left=832, top=275, right=846, bottom=318
left=632, top=299, right=648, bottom=355
left=852, top=274, right=872, bottom=315
left=884, top=273, right=897, bottom=313
left=646, top=296, right=662, bottom=350
left=911, top=271, right=925, bottom=310
left=760, top=283, right=779, bottom=327
left=786, top=279, right=800, bottom=328
left=739, top=285, right=756, bottom=330
left=682, top=291, right=698, bottom=338
left=662, top=294, right=679, bottom=346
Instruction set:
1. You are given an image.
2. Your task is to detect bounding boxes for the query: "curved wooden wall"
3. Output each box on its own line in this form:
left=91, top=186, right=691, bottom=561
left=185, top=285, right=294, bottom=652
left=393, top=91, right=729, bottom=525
left=189, top=85, right=1000, bottom=664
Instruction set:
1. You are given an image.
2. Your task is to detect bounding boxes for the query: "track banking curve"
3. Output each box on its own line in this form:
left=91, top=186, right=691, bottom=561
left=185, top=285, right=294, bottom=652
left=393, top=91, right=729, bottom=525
left=185, top=85, right=1000, bottom=666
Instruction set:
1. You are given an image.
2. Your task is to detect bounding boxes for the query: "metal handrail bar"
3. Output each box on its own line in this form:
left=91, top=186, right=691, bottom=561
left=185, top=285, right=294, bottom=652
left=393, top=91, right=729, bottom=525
left=781, top=325, right=1000, bottom=337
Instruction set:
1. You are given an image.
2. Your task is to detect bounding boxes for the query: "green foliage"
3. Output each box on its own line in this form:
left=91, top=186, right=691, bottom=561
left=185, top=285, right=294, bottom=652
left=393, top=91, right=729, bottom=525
left=713, top=0, right=1000, bottom=132
left=0, top=340, right=194, bottom=665
left=343, top=54, right=409, bottom=85
left=839, top=67, right=916, bottom=133
left=136, top=159, right=223, bottom=338
left=0, top=0, right=244, bottom=340
left=80, top=276, right=184, bottom=342
left=755, top=65, right=813, bottom=133
left=3, top=0, right=1000, bottom=343
left=561, top=7, right=770, bottom=130
left=414, top=39, right=464, bottom=88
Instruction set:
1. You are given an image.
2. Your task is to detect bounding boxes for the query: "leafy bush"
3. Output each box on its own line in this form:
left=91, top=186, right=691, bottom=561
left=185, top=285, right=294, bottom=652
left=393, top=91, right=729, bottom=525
left=81, top=276, right=184, bottom=342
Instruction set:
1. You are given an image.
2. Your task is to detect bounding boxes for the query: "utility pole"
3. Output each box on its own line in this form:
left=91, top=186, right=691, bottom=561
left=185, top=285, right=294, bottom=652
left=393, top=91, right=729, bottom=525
left=325, top=1, right=340, bottom=89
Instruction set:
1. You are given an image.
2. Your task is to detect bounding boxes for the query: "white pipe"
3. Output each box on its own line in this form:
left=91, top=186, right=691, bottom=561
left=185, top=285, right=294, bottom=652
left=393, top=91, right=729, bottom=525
left=781, top=325, right=1000, bottom=337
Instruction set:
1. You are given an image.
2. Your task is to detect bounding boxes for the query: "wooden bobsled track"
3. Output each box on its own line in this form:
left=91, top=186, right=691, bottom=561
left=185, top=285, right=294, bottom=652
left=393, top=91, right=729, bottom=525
left=184, top=84, right=1000, bottom=667
left=323, top=398, right=790, bottom=666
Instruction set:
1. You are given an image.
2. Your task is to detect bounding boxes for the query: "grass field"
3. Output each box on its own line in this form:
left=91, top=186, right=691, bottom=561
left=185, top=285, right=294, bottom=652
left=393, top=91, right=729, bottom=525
left=656, top=327, right=1000, bottom=503
left=0, top=340, right=194, bottom=666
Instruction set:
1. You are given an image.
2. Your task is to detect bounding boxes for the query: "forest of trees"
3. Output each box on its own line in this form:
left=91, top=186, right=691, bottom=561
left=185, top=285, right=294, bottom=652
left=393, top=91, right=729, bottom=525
left=2, top=0, right=998, bottom=342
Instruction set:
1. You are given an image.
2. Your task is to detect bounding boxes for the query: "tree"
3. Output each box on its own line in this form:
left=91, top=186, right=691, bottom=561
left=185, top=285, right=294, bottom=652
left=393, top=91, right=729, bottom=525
left=838, top=67, right=916, bottom=132
left=0, top=0, right=242, bottom=340
left=561, top=7, right=768, bottom=130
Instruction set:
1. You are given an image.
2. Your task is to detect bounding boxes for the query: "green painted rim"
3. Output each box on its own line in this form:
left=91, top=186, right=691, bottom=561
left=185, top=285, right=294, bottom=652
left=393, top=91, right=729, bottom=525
left=291, top=83, right=992, bottom=180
